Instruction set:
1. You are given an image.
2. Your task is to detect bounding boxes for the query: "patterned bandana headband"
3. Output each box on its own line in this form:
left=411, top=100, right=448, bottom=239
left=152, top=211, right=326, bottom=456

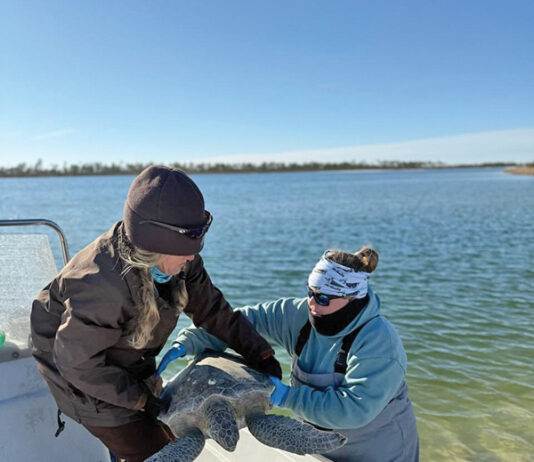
left=307, top=250, right=369, bottom=299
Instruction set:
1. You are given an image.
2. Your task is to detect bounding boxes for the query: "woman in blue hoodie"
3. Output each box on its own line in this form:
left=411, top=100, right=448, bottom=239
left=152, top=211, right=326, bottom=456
left=160, top=247, right=419, bottom=462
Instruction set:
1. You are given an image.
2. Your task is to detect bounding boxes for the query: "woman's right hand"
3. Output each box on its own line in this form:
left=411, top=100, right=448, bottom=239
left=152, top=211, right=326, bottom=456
left=143, top=393, right=168, bottom=420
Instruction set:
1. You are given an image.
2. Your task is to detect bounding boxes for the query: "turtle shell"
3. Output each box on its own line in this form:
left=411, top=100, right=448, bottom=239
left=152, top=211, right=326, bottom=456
left=159, top=352, right=273, bottom=436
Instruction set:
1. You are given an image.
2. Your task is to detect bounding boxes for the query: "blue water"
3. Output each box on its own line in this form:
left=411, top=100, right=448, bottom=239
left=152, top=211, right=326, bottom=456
left=1, top=168, right=533, bottom=460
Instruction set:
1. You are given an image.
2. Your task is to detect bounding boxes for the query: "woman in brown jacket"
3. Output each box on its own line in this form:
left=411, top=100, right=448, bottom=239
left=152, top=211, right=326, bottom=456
left=30, top=165, right=281, bottom=462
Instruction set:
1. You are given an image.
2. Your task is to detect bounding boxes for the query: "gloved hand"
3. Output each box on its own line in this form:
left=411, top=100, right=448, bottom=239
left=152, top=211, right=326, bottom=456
left=269, top=376, right=290, bottom=407
left=253, top=354, right=283, bottom=379
left=144, top=392, right=169, bottom=421
left=156, top=343, right=186, bottom=376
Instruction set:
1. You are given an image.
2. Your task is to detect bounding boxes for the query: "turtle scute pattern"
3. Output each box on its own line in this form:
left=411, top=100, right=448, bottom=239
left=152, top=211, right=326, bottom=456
left=145, top=428, right=205, bottom=462
left=205, top=399, right=239, bottom=451
left=246, top=414, right=348, bottom=455
left=161, top=356, right=271, bottom=438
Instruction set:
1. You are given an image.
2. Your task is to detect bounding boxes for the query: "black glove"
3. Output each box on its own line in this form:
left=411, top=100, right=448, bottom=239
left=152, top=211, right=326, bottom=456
left=143, top=393, right=168, bottom=421
left=253, top=355, right=283, bottom=379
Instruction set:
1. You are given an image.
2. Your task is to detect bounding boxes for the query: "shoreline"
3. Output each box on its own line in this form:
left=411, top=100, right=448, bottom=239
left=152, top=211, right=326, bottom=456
left=505, top=166, right=534, bottom=175
left=0, top=163, right=522, bottom=179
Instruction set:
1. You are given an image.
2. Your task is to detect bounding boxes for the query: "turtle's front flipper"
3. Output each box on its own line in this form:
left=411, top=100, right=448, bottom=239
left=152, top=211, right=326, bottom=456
left=145, top=428, right=205, bottom=462
left=205, top=398, right=239, bottom=451
left=246, top=414, right=347, bottom=455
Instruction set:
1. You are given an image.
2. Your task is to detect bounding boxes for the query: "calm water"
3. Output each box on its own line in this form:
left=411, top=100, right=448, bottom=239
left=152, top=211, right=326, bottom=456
left=1, top=168, right=533, bottom=461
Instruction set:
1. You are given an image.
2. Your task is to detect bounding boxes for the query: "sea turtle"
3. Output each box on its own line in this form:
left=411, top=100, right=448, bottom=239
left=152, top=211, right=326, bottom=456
left=147, top=351, right=347, bottom=462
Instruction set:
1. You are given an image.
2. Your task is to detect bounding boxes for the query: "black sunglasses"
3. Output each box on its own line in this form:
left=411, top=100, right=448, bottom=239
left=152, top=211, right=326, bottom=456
left=140, top=211, right=213, bottom=240
left=307, top=287, right=339, bottom=306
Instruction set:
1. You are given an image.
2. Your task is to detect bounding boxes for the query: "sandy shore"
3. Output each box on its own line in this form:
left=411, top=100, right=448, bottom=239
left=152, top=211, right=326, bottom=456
left=505, top=166, right=534, bottom=175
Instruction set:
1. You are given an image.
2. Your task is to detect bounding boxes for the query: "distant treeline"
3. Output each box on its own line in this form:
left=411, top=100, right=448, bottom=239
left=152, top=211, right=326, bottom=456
left=0, top=159, right=526, bottom=178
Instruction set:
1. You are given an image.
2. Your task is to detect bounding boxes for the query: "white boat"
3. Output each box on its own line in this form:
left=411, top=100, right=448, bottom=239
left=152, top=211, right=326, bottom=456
left=0, top=219, right=323, bottom=462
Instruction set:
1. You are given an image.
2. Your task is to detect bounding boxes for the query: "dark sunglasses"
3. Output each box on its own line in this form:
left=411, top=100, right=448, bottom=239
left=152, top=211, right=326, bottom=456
left=140, top=211, right=213, bottom=240
left=307, top=287, right=339, bottom=306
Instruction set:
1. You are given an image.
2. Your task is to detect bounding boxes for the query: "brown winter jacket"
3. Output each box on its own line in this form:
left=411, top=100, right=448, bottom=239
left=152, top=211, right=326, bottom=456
left=30, top=222, right=274, bottom=427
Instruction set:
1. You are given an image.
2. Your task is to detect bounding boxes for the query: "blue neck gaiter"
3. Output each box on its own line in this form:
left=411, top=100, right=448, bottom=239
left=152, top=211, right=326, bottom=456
left=150, top=266, right=173, bottom=284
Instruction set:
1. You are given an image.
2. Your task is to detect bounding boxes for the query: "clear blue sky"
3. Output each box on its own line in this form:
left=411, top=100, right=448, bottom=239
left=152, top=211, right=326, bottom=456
left=1, top=0, right=533, bottom=166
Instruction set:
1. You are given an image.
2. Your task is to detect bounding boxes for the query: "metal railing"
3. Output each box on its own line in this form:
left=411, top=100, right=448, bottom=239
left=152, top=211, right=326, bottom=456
left=0, top=219, right=70, bottom=264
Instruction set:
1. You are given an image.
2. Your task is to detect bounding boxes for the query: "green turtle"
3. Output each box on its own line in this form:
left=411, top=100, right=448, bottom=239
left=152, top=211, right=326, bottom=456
left=146, top=352, right=347, bottom=462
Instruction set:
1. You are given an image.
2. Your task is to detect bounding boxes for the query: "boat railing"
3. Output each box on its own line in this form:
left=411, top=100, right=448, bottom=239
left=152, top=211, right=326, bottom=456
left=0, top=219, right=70, bottom=362
left=0, top=218, right=70, bottom=264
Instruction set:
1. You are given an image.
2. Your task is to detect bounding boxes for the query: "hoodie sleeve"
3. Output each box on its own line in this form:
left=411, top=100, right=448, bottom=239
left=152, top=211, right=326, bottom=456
left=182, top=255, right=276, bottom=362
left=282, top=354, right=406, bottom=429
left=177, top=297, right=308, bottom=356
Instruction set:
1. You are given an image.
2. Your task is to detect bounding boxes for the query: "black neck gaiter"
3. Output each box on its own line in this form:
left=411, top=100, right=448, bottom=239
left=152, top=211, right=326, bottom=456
left=308, top=295, right=370, bottom=336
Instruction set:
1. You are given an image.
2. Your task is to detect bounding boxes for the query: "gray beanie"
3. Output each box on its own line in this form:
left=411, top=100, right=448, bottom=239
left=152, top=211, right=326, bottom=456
left=123, top=165, right=209, bottom=255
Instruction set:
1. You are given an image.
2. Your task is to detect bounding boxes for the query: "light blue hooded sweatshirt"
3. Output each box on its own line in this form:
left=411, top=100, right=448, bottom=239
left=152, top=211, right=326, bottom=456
left=176, top=287, right=407, bottom=430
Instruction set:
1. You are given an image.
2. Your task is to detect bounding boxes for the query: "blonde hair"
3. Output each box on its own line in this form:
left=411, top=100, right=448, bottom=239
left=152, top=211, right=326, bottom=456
left=326, top=246, right=379, bottom=274
left=118, top=229, right=163, bottom=349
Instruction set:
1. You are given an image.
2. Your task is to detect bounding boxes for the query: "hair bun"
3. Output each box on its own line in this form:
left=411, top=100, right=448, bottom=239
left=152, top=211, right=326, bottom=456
left=326, top=247, right=379, bottom=273
left=354, top=247, right=379, bottom=273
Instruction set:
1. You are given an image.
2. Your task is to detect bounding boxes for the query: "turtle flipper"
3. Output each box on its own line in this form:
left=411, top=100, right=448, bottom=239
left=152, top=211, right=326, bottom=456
left=246, top=414, right=347, bottom=455
left=205, top=398, right=239, bottom=451
left=145, top=428, right=205, bottom=462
